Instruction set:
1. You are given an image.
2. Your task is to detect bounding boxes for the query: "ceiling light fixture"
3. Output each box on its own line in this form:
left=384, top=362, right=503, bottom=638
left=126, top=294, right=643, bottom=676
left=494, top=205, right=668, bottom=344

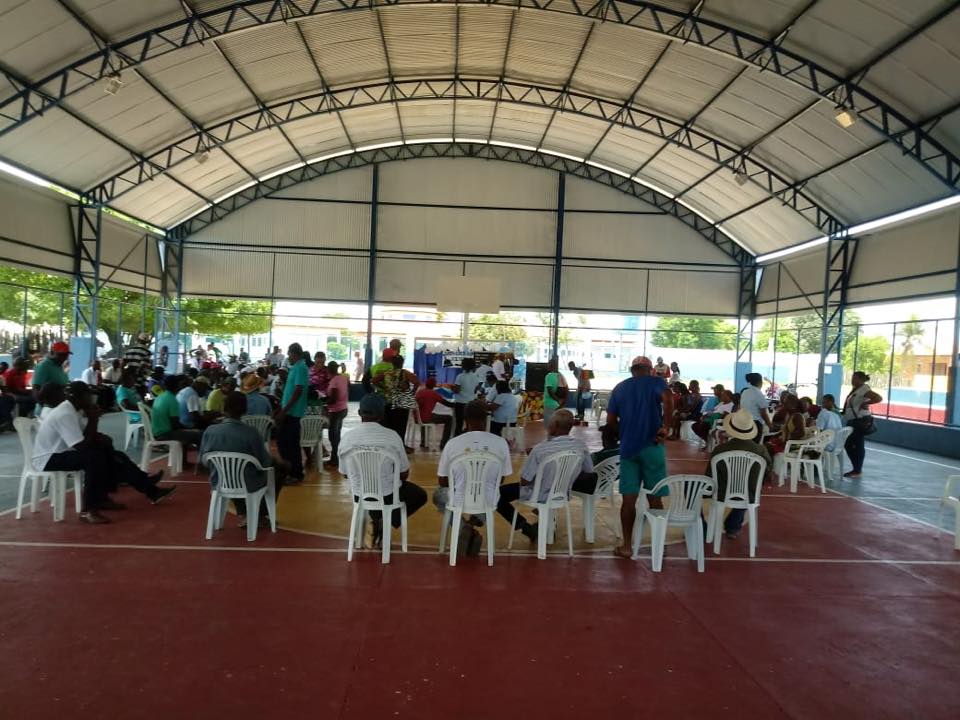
left=734, top=169, right=749, bottom=186
left=195, top=149, right=210, bottom=165
left=835, top=106, right=857, bottom=129
left=104, top=73, right=123, bottom=96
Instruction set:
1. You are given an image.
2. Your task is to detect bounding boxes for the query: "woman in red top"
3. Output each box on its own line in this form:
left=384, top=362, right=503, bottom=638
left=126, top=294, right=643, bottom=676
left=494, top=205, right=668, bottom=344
left=324, top=361, right=349, bottom=466
left=414, top=377, right=455, bottom=449
left=2, top=358, right=36, bottom=422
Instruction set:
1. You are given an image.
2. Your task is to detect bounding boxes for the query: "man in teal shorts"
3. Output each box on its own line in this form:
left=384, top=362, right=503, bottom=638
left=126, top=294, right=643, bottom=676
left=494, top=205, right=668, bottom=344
left=606, top=355, right=673, bottom=559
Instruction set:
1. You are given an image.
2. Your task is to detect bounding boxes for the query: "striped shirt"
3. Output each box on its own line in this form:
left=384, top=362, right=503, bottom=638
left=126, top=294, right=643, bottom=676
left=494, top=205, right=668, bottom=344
left=123, top=343, right=151, bottom=374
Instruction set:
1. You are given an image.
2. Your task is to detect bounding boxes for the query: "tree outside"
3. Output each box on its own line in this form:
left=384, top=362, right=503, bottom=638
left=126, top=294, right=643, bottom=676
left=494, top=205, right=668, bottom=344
left=650, top=316, right=737, bottom=350
left=469, top=312, right=530, bottom=355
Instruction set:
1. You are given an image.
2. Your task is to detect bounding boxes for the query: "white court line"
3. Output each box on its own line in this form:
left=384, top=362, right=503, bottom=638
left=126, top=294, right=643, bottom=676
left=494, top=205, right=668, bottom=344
left=0, top=540, right=956, bottom=565
left=825, top=485, right=951, bottom=534
left=869, top=446, right=960, bottom=471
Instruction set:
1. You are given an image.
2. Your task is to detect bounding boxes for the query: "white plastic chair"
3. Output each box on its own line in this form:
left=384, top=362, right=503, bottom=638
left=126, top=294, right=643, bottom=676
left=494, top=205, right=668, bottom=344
left=406, top=411, right=439, bottom=451
left=825, top=426, right=853, bottom=481
left=706, top=451, right=768, bottom=558
left=97, top=412, right=128, bottom=453
left=202, top=451, right=277, bottom=542
left=341, top=446, right=408, bottom=564
left=592, top=391, right=609, bottom=424
left=940, top=475, right=960, bottom=551
left=507, top=450, right=582, bottom=560
left=632, top=474, right=714, bottom=572
left=123, top=410, right=144, bottom=450
left=13, top=417, right=84, bottom=521
left=300, top=414, right=328, bottom=463
left=785, top=430, right=834, bottom=493
left=137, top=402, right=184, bottom=474
left=501, top=423, right=525, bottom=453
left=679, top=420, right=698, bottom=443
left=572, top=454, right=621, bottom=543
left=437, top=450, right=501, bottom=566
left=241, top=414, right=275, bottom=453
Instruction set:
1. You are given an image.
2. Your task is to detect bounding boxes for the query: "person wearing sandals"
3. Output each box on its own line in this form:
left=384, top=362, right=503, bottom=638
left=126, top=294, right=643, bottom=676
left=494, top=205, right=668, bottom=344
left=842, top=371, right=883, bottom=479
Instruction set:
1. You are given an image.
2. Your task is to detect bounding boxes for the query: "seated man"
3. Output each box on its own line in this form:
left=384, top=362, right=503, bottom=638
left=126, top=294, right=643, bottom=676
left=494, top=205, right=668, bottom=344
left=151, top=375, right=204, bottom=449
left=199, top=391, right=289, bottom=527
left=178, top=376, right=217, bottom=429
left=816, top=394, right=844, bottom=452
left=115, top=371, right=144, bottom=422
left=433, top=400, right=512, bottom=552
left=591, top=423, right=620, bottom=466
left=704, top=408, right=772, bottom=540
left=205, top=378, right=236, bottom=414
left=32, top=381, right=175, bottom=523
left=240, top=373, right=273, bottom=415
left=414, top=377, right=455, bottom=449
left=337, top=394, right=427, bottom=547
left=497, top=409, right=595, bottom=543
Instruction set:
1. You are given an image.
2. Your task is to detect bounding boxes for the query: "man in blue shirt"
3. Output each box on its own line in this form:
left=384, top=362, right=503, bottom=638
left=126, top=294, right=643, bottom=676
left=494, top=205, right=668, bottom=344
left=451, top=358, right=481, bottom=436
left=606, top=355, right=674, bottom=560
left=274, top=343, right=308, bottom=483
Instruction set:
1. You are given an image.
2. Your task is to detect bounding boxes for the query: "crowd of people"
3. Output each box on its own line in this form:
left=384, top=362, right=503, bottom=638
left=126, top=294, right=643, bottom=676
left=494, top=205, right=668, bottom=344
left=11, top=333, right=883, bottom=556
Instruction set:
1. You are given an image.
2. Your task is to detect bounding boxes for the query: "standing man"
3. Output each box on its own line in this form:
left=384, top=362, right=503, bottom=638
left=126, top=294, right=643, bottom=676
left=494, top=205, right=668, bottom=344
left=605, top=356, right=673, bottom=559
left=542, top=357, right=568, bottom=426
left=32, top=341, right=71, bottom=395
left=353, top=351, right=365, bottom=382
left=492, top=353, right=507, bottom=381
left=451, top=358, right=481, bottom=436
left=123, top=333, right=152, bottom=385
left=653, top=357, right=670, bottom=379
left=267, top=345, right=285, bottom=367
left=740, top=372, right=773, bottom=438
left=274, top=342, right=309, bottom=484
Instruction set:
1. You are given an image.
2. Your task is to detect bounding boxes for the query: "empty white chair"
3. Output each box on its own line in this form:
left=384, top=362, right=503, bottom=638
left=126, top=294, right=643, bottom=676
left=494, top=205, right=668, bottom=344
left=706, top=450, right=768, bottom=558
left=572, top=455, right=620, bottom=543
left=123, top=410, right=144, bottom=450
left=202, top=451, right=277, bottom=542
left=632, top=475, right=714, bottom=572
left=299, top=414, right=328, bottom=464
left=941, top=475, right=960, bottom=551
left=507, top=450, right=582, bottom=560
left=825, top=426, right=853, bottom=481
left=438, top=450, right=501, bottom=566
left=785, top=430, right=834, bottom=493
left=97, top=412, right=128, bottom=454
left=341, top=446, right=408, bottom=564
left=13, top=417, right=84, bottom=521
left=678, top=420, right=698, bottom=443
left=241, top=414, right=275, bottom=453
left=138, top=403, right=184, bottom=474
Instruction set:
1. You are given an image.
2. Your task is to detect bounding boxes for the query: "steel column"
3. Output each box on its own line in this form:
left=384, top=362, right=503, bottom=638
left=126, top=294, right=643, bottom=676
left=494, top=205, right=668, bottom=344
left=71, top=202, right=102, bottom=368
left=155, top=238, right=183, bottom=370
left=365, top=164, right=380, bottom=370
left=550, top=172, right=566, bottom=358
left=735, top=263, right=758, bottom=365
left=945, top=220, right=960, bottom=425
left=816, top=232, right=857, bottom=398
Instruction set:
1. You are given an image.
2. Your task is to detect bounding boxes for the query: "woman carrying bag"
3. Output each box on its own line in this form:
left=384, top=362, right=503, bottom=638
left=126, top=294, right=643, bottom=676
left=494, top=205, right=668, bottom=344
left=842, top=371, right=883, bottom=479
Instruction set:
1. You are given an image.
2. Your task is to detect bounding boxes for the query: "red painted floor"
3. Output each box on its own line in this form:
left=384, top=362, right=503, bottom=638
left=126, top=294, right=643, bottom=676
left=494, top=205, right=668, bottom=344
left=1, top=442, right=959, bottom=719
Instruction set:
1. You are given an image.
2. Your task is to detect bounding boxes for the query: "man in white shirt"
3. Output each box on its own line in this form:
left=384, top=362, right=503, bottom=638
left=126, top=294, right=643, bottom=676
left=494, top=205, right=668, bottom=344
left=497, top=409, right=595, bottom=543
left=451, top=358, right=482, bottom=436
left=267, top=346, right=285, bottom=367
left=33, top=381, right=175, bottom=524
left=102, top=359, right=123, bottom=384
left=434, top=400, right=511, bottom=517
left=338, top=394, right=427, bottom=546
left=492, top=353, right=507, bottom=381
left=81, top=360, right=101, bottom=386
left=740, top=372, right=772, bottom=436
left=816, top=394, right=844, bottom=451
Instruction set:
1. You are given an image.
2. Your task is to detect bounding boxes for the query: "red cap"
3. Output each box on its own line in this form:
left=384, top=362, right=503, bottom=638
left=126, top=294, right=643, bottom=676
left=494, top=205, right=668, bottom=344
left=382, top=348, right=398, bottom=360
left=51, top=341, right=71, bottom=354
left=631, top=355, right=652, bottom=369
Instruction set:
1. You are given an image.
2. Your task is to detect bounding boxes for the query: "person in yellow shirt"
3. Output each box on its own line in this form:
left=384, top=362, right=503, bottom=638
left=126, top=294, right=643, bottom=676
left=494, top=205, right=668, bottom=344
left=206, top=378, right=235, bottom=414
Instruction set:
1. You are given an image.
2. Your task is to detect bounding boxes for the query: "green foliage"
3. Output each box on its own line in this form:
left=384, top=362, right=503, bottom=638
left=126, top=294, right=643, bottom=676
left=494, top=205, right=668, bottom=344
left=843, top=334, right=891, bottom=379
left=650, top=316, right=737, bottom=350
left=177, top=298, right=272, bottom=336
left=755, top=311, right=863, bottom=354
left=469, top=313, right=529, bottom=343
left=326, top=341, right=348, bottom=361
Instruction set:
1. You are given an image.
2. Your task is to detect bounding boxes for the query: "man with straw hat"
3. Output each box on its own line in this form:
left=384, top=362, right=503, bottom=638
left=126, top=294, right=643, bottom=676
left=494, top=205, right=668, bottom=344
left=703, top=408, right=772, bottom=540
left=240, top=373, right=272, bottom=415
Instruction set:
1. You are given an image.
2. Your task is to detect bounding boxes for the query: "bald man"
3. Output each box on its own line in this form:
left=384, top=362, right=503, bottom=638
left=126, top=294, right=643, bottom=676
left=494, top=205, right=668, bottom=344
left=498, top=409, right=596, bottom=544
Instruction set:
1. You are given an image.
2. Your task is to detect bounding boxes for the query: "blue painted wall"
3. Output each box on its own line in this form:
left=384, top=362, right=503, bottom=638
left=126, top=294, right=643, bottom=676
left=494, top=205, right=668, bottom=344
left=871, top=418, right=960, bottom=460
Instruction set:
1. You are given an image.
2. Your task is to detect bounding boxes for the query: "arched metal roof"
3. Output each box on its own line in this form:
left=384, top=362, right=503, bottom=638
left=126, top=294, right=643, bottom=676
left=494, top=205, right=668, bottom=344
left=1, top=0, right=959, bottom=257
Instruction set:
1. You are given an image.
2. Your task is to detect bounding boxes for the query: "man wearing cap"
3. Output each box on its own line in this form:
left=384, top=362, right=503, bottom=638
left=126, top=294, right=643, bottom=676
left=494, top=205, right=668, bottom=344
left=701, top=384, right=724, bottom=416
left=240, top=373, right=272, bottom=416
left=178, top=375, right=215, bottom=429
left=152, top=375, right=204, bottom=449
left=606, top=355, right=674, bottom=559
left=33, top=381, right=175, bottom=523
left=369, top=348, right=396, bottom=395
left=274, top=343, right=309, bottom=483
left=704, top=408, right=771, bottom=540
left=338, top=394, right=427, bottom=547
left=32, top=342, right=71, bottom=395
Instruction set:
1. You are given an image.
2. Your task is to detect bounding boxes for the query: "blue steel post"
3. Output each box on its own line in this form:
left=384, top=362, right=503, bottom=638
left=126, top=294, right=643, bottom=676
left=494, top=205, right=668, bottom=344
left=550, top=172, right=565, bottom=359
left=365, top=164, right=379, bottom=371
